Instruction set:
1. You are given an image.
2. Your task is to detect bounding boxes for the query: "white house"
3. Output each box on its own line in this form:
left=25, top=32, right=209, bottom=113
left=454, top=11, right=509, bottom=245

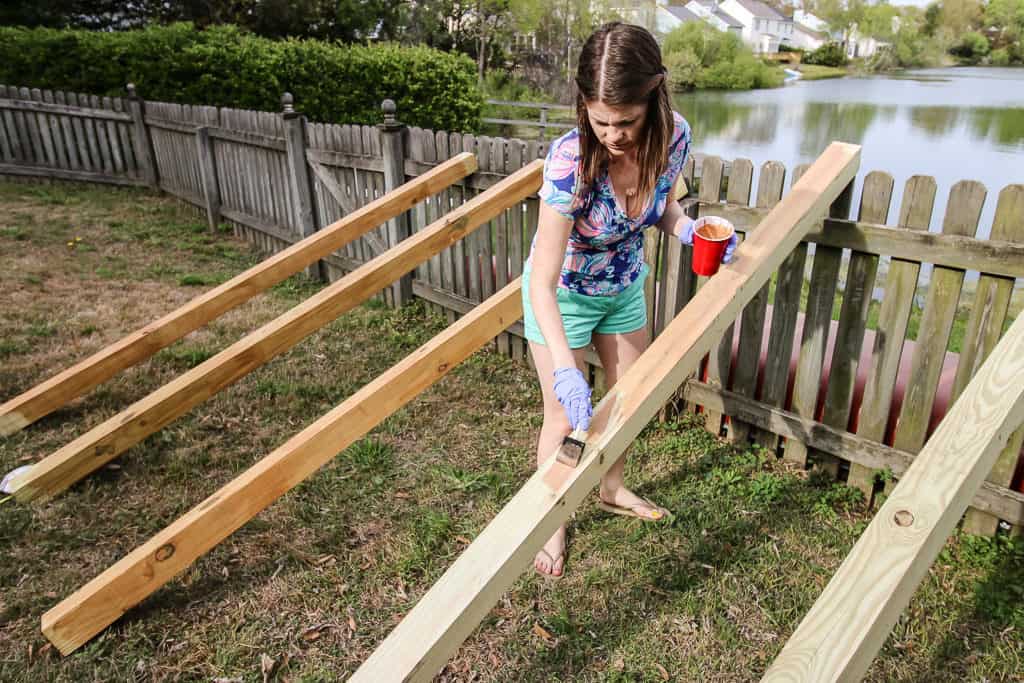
left=792, top=22, right=828, bottom=50
left=718, top=0, right=795, bottom=53
left=845, top=24, right=888, bottom=58
left=682, top=0, right=745, bottom=35
left=791, top=10, right=831, bottom=50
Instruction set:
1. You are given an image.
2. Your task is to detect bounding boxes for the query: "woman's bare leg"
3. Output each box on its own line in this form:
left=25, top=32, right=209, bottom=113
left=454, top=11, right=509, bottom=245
left=592, top=327, right=665, bottom=517
left=528, top=339, right=588, bottom=576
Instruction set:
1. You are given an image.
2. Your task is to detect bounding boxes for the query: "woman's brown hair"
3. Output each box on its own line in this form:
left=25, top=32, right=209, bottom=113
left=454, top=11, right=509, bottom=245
left=574, top=22, right=674, bottom=208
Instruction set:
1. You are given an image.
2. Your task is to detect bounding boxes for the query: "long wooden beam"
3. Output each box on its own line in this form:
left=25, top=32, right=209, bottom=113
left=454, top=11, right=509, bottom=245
left=352, top=142, right=861, bottom=681
left=10, top=161, right=542, bottom=503
left=0, top=154, right=478, bottom=438
left=41, top=279, right=523, bottom=656
left=761, top=312, right=1024, bottom=682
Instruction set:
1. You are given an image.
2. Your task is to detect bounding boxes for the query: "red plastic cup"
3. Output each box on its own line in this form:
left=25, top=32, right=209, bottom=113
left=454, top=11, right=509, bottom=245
left=691, top=216, right=735, bottom=276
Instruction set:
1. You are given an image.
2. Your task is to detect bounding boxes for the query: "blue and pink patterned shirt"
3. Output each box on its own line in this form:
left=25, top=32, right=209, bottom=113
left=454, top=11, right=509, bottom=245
left=529, top=111, right=692, bottom=296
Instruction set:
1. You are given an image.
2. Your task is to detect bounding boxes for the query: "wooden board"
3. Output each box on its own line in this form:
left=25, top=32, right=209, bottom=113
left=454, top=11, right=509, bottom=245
left=9, top=161, right=541, bottom=502
left=762, top=312, right=1024, bottom=682
left=0, top=154, right=478, bottom=439
left=41, top=280, right=523, bottom=656
left=351, top=142, right=860, bottom=682
left=696, top=156, right=728, bottom=435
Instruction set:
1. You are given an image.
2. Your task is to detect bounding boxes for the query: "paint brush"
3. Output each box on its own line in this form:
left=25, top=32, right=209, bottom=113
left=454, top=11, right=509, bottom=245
left=555, top=428, right=587, bottom=467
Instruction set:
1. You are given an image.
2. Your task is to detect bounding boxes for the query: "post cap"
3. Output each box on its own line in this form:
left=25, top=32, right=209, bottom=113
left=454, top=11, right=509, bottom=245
left=126, top=83, right=137, bottom=98
left=380, top=99, right=402, bottom=130
left=281, top=92, right=296, bottom=116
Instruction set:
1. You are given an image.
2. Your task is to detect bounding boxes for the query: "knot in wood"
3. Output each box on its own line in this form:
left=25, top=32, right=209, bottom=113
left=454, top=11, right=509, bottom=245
left=155, top=544, right=175, bottom=562
left=893, top=510, right=914, bottom=527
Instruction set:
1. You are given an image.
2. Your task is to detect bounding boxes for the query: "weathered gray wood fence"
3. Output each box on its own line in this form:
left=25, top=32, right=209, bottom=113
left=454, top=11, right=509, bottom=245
left=2, top=83, right=1022, bottom=535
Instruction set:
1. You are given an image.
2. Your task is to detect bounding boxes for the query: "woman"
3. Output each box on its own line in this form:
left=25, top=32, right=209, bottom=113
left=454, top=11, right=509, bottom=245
left=523, top=22, right=736, bottom=577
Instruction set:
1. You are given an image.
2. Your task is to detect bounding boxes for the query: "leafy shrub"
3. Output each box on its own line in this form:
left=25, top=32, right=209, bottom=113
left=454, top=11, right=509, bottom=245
left=0, top=23, right=483, bottom=131
left=663, top=23, right=783, bottom=91
left=990, top=47, right=1012, bottom=65
left=664, top=48, right=701, bottom=91
left=950, top=31, right=991, bottom=63
left=804, top=42, right=848, bottom=67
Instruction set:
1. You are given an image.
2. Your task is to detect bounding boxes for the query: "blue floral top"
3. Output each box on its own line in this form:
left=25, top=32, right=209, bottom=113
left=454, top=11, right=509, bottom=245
left=529, top=111, right=692, bottom=296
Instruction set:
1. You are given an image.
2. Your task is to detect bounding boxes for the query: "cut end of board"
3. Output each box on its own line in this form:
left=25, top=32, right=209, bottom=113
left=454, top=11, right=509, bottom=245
left=0, top=410, right=30, bottom=437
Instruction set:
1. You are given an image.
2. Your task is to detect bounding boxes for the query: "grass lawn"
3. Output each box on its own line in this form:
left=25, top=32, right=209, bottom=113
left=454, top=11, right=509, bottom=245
left=1, top=180, right=1023, bottom=682
left=797, top=64, right=849, bottom=80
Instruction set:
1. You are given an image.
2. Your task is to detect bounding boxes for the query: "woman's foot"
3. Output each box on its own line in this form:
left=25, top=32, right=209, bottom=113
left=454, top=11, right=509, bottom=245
left=534, top=524, right=566, bottom=577
left=598, top=484, right=668, bottom=520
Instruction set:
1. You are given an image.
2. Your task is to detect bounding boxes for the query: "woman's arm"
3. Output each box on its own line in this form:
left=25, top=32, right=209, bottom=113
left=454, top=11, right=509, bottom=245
left=656, top=197, right=694, bottom=240
left=529, top=202, right=577, bottom=368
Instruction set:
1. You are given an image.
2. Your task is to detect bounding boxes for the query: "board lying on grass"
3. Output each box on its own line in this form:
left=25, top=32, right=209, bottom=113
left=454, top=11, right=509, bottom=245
left=0, top=153, right=478, bottom=438
left=352, top=141, right=862, bottom=681
left=10, top=160, right=542, bottom=503
left=41, top=278, right=524, bottom=655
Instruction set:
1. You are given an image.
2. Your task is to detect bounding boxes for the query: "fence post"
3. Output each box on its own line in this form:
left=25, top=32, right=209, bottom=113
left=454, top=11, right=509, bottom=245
left=195, top=127, right=221, bottom=232
left=281, top=92, right=322, bottom=281
left=379, top=99, right=412, bottom=306
left=126, top=84, right=159, bottom=190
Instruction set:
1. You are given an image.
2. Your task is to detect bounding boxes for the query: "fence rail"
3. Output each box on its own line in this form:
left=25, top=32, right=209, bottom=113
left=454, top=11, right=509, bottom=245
left=2, top=84, right=1022, bottom=534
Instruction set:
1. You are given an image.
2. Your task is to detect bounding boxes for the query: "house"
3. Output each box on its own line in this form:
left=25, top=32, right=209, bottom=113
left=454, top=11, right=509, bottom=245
left=845, top=24, right=888, bottom=58
left=656, top=4, right=704, bottom=35
left=792, top=22, right=828, bottom=50
left=718, top=0, right=795, bottom=53
left=681, top=0, right=744, bottom=35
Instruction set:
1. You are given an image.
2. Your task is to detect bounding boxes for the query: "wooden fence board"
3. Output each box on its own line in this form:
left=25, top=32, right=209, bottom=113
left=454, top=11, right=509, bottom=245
left=784, top=182, right=853, bottom=468
left=730, top=160, right=785, bottom=444
left=827, top=171, right=892, bottom=501
left=892, top=181, right=986, bottom=455
left=697, top=156, right=728, bottom=435
left=758, top=163, right=810, bottom=449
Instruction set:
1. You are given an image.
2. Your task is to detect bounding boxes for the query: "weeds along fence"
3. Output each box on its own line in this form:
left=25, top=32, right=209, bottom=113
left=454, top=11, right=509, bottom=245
left=2, top=83, right=1023, bottom=536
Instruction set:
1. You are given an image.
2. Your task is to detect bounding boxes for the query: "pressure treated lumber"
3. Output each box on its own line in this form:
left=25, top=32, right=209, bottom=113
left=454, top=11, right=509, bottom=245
left=40, top=279, right=523, bottom=656
left=0, top=153, right=478, bottom=438
left=11, top=160, right=541, bottom=503
left=351, top=142, right=861, bottom=682
left=762, top=311, right=1024, bottom=683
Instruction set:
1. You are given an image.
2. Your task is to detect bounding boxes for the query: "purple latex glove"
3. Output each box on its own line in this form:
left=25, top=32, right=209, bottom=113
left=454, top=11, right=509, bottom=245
left=721, top=231, right=738, bottom=263
left=553, top=367, right=592, bottom=431
left=678, top=217, right=739, bottom=263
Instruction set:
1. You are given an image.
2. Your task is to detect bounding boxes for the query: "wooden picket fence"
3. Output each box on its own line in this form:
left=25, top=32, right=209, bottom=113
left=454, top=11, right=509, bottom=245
left=2, top=83, right=1022, bottom=536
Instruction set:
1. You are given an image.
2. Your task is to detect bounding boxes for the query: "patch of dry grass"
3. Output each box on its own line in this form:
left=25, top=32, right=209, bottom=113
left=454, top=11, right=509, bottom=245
left=1, top=180, right=1022, bottom=682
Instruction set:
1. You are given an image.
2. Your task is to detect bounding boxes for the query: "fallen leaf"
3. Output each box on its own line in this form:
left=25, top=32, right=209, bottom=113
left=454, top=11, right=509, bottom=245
left=347, top=615, right=357, bottom=632
left=260, top=653, right=276, bottom=683
left=656, top=663, right=670, bottom=680
left=394, top=491, right=411, bottom=499
left=532, top=623, right=554, bottom=642
left=455, top=536, right=472, bottom=545
left=613, top=657, right=625, bottom=671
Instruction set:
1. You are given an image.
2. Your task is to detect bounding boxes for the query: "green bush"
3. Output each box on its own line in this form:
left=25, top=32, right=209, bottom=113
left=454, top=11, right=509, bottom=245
left=990, top=47, right=1012, bottom=65
left=950, top=31, right=991, bottom=63
left=662, top=23, right=782, bottom=91
left=0, top=23, right=483, bottom=131
left=664, top=48, right=701, bottom=92
left=804, top=42, right=848, bottom=67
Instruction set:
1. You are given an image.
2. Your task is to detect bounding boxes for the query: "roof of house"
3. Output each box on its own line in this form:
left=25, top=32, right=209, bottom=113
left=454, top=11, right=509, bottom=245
left=794, top=23, right=828, bottom=40
left=732, top=0, right=788, bottom=21
left=713, top=8, right=744, bottom=28
left=664, top=5, right=702, bottom=22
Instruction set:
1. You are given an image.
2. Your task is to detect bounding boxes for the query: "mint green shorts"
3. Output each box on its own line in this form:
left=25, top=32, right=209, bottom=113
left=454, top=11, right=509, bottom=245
left=522, top=265, right=649, bottom=349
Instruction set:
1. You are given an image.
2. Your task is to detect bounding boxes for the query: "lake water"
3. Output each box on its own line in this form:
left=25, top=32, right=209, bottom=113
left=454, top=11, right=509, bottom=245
left=672, top=67, right=1024, bottom=240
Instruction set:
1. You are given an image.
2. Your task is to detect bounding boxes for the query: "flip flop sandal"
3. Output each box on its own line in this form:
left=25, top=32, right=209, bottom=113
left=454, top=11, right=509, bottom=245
left=598, top=496, right=671, bottom=521
left=534, top=548, right=565, bottom=579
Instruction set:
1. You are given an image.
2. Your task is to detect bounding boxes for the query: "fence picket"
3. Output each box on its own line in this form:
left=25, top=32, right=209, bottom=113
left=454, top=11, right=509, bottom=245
left=729, top=161, right=785, bottom=444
